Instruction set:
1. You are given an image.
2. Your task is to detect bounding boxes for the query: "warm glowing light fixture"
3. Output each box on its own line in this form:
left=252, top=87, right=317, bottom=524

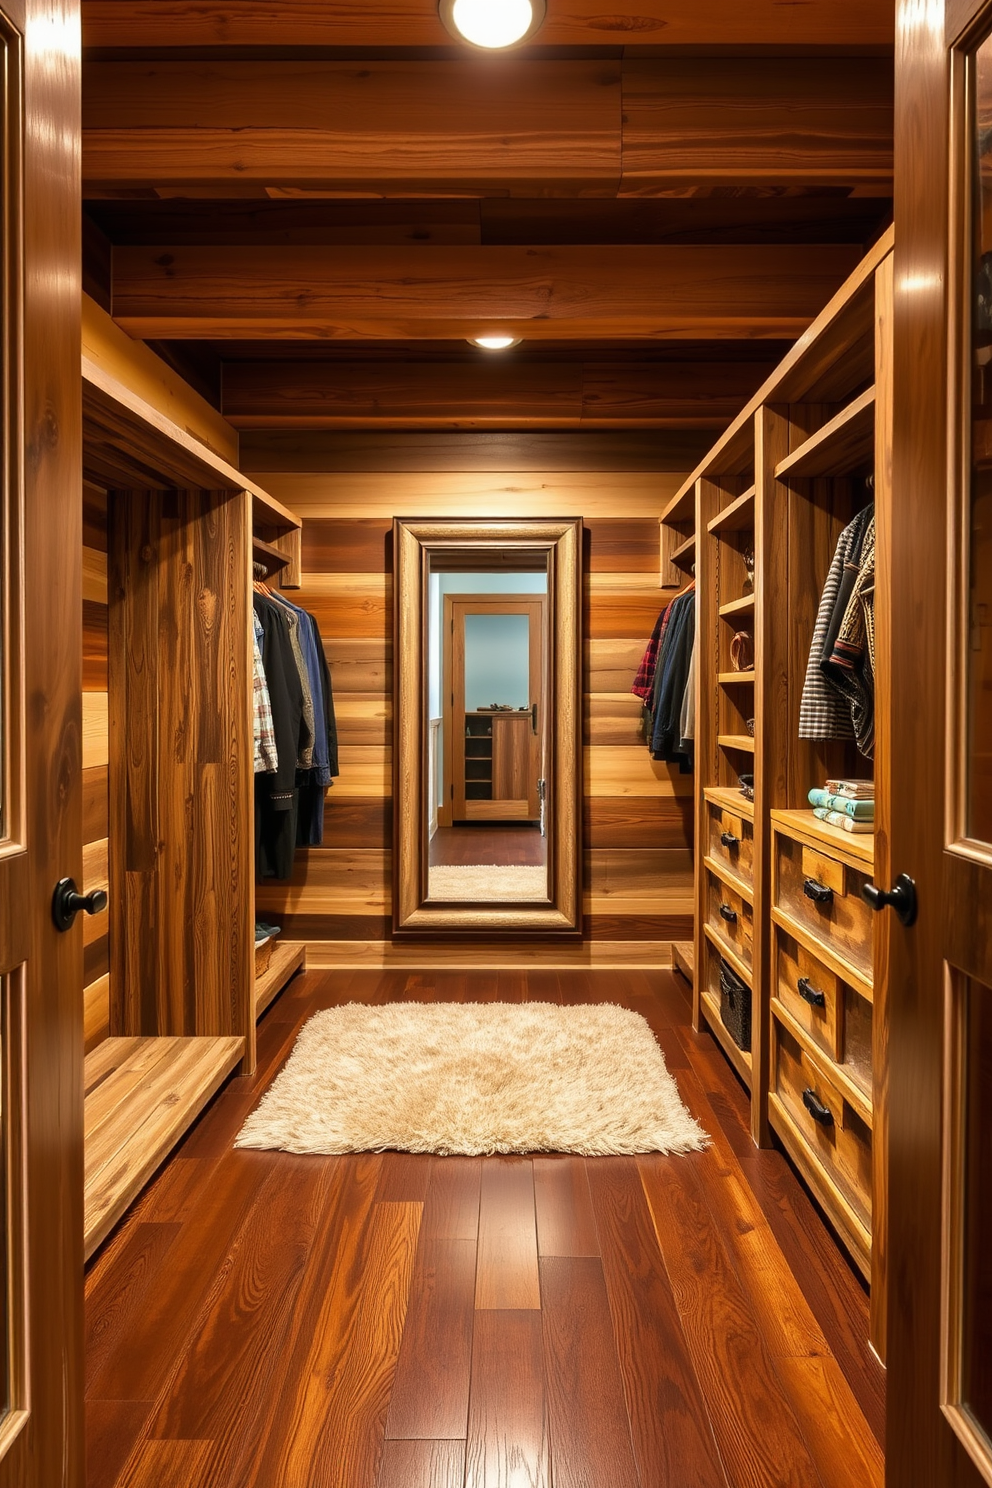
left=470, top=334, right=521, bottom=350
left=439, top=0, right=547, bottom=49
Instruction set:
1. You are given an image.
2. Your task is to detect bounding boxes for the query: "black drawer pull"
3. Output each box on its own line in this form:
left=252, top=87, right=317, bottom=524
left=719, top=903, right=738, bottom=924
left=797, top=976, right=826, bottom=1008
left=720, top=831, right=741, bottom=850
left=803, top=877, right=834, bottom=906
left=802, top=1088, right=834, bottom=1127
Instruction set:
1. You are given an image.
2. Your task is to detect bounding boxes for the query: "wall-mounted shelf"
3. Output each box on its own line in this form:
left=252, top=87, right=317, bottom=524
left=719, top=594, right=756, bottom=620
left=707, top=487, right=756, bottom=535
left=253, top=534, right=293, bottom=575
left=775, top=385, right=876, bottom=480
left=718, top=734, right=756, bottom=754
left=719, top=670, right=756, bottom=685
left=670, top=532, right=696, bottom=573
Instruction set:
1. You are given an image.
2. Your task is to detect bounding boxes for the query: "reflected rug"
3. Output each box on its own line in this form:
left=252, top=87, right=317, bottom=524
left=235, top=1002, right=708, bottom=1157
left=427, top=864, right=548, bottom=900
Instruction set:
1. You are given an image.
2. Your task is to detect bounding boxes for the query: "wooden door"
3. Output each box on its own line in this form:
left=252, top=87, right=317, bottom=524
left=888, top=0, right=992, bottom=1482
left=444, top=595, right=544, bottom=822
left=0, top=0, right=83, bottom=1481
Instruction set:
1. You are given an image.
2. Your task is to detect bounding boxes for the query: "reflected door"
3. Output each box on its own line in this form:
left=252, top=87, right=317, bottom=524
left=444, top=596, right=545, bottom=822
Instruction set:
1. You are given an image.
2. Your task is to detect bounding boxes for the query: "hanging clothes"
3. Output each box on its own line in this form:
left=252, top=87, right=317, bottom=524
left=822, top=515, right=876, bottom=757
left=253, top=592, right=305, bottom=882
left=648, top=585, right=695, bottom=772
left=799, top=504, right=874, bottom=749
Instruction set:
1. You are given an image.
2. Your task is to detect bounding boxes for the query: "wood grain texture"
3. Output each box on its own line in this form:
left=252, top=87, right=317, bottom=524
left=534, top=1157, right=600, bottom=1259
left=223, top=358, right=765, bottom=430
left=385, top=1238, right=476, bottom=1440
left=476, top=1161, right=541, bottom=1311
left=111, top=243, right=861, bottom=342
left=621, top=59, right=892, bottom=194
left=84, top=60, right=622, bottom=195
left=377, top=1441, right=466, bottom=1488
left=465, top=1310, right=549, bottom=1488
left=541, top=1256, right=641, bottom=1488
left=80, top=0, right=894, bottom=47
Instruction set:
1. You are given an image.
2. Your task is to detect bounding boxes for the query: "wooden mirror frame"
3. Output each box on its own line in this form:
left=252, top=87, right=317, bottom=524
left=393, top=517, right=582, bottom=934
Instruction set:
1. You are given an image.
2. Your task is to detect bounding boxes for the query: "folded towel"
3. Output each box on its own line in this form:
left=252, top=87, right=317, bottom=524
left=808, top=788, right=874, bottom=820
left=825, top=777, right=875, bottom=800
left=813, top=806, right=874, bottom=835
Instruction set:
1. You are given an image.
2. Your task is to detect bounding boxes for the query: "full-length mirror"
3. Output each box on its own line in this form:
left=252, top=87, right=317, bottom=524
left=394, top=518, right=581, bottom=933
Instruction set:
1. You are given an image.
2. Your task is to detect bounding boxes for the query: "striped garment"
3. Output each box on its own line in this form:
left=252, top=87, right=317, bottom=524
left=799, top=505, right=874, bottom=746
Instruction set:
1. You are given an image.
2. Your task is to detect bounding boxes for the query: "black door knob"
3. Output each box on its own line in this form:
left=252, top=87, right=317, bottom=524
left=52, top=877, right=108, bottom=933
left=861, top=872, right=917, bottom=927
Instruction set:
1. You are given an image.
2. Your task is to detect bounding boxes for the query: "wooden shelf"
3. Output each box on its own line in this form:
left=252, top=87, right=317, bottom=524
left=718, top=670, right=755, bottom=685
left=707, top=486, right=755, bottom=535
left=701, top=989, right=753, bottom=1088
left=775, top=385, right=876, bottom=479
left=84, top=1035, right=243, bottom=1261
left=661, top=483, right=695, bottom=527
left=672, top=942, right=693, bottom=984
left=252, top=534, right=292, bottom=575
left=718, top=734, right=756, bottom=754
left=704, top=785, right=755, bottom=822
left=256, top=941, right=306, bottom=1020
left=770, top=807, right=874, bottom=868
left=718, top=593, right=755, bottom=619
left=670, top=531, right=696, bottom=572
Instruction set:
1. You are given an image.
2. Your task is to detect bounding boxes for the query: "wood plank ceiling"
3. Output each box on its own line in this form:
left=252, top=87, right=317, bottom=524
left=81, top=0, right=895, bottom=441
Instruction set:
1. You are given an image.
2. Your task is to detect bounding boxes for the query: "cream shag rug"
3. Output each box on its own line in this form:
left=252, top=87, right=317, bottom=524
left=235, top=1002, right=708, bottom=1158
left=428, top=864, right=548, bottom=900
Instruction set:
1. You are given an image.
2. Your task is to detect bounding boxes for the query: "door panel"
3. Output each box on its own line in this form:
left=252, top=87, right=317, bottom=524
left=0, top=0, right=82, bottom=1480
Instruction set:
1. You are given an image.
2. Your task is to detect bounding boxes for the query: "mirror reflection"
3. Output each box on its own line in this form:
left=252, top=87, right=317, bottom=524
left=426, top=553, right=550, bottom=903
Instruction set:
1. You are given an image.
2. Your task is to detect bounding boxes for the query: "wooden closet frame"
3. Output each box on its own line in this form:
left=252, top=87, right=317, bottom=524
left=81, top=350, right=304, bottom=1260
left=661, top=226, right=894, bottom=1358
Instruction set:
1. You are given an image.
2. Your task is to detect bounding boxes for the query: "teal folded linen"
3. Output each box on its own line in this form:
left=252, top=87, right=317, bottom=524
left=808, top=787, right=874, bottom=820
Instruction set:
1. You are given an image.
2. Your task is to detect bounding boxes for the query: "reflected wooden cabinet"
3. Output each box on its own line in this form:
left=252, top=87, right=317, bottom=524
left=461, top=711, right=539, bottom=821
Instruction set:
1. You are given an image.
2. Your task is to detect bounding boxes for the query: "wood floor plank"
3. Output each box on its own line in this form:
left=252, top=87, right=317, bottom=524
left=114, top=1438, right=213, bottom=1488
left=132, top=1158, right=340, bottom=1482
left=377, top=1440, right=466, bottom=1488
left=85, top=1222, right=183, bottom=1392
left=228, top=1153, right=385, bottom=1483
left=422, top=1156, right=482, bottom=1242
left=375, top=1152, right=433, bottom=1202
left=86, top=1154, right=269, bottom=1403
left=85, top=1399, right=155, bottom=1488
left=533, top=1157, right=600, bottom=1258
left=586, top=1156, right=729, bottom=1488
left=385, top=1237, right=477, bottom=1440
left=275, top=1200, right=422, bottom=1488
left=638, top=1157, right=830, bottom=1488
left=540, top=1256, right=640, bottom=1488
left=465, top=1310, right=549, bottom=1488
left=475, top=1160, right=540, bottom=1311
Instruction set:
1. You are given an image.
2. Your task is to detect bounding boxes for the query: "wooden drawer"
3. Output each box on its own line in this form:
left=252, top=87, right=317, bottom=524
left=775, top=928, right=874, bottom=1099
left=705, top=868, right=753, bottom=970
left=772, top=1019, right=872, bottom=1230
left=774, top=831, right=873, bottom=981
left=706, top=799, right=754, bottom=889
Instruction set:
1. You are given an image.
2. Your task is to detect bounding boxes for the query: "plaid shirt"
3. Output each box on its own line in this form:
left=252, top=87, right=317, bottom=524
left=253, top=614, right=278, bottom=774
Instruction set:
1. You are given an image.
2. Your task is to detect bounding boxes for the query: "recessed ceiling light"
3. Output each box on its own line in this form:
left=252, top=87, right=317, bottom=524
left=439, top=0, right=547, bottom=49
left=470, top=334, right=521, bottom=350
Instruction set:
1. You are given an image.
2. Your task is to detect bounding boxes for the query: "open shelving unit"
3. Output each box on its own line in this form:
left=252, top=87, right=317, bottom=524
left=681, top=226, right=893, bottom=1358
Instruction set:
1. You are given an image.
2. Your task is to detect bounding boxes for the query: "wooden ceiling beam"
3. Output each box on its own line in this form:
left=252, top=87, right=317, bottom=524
left=220, top=358, right=775, bottom=428
left=110, top=241, right=863, bottom=340
left=82, top=58, right=892, bottom=198
left=81, top=0, right=895, bottom=50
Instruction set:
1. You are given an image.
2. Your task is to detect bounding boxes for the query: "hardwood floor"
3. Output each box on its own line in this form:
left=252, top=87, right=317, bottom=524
left=84, top=967, right=885, bottom=1488
left=429, top=823, right=547, bottom=866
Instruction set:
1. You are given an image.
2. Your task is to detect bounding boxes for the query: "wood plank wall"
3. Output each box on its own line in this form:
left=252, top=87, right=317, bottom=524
left=83, top=481, right=111, bottom=1050
left=251, top=468, right=694, bottom=963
